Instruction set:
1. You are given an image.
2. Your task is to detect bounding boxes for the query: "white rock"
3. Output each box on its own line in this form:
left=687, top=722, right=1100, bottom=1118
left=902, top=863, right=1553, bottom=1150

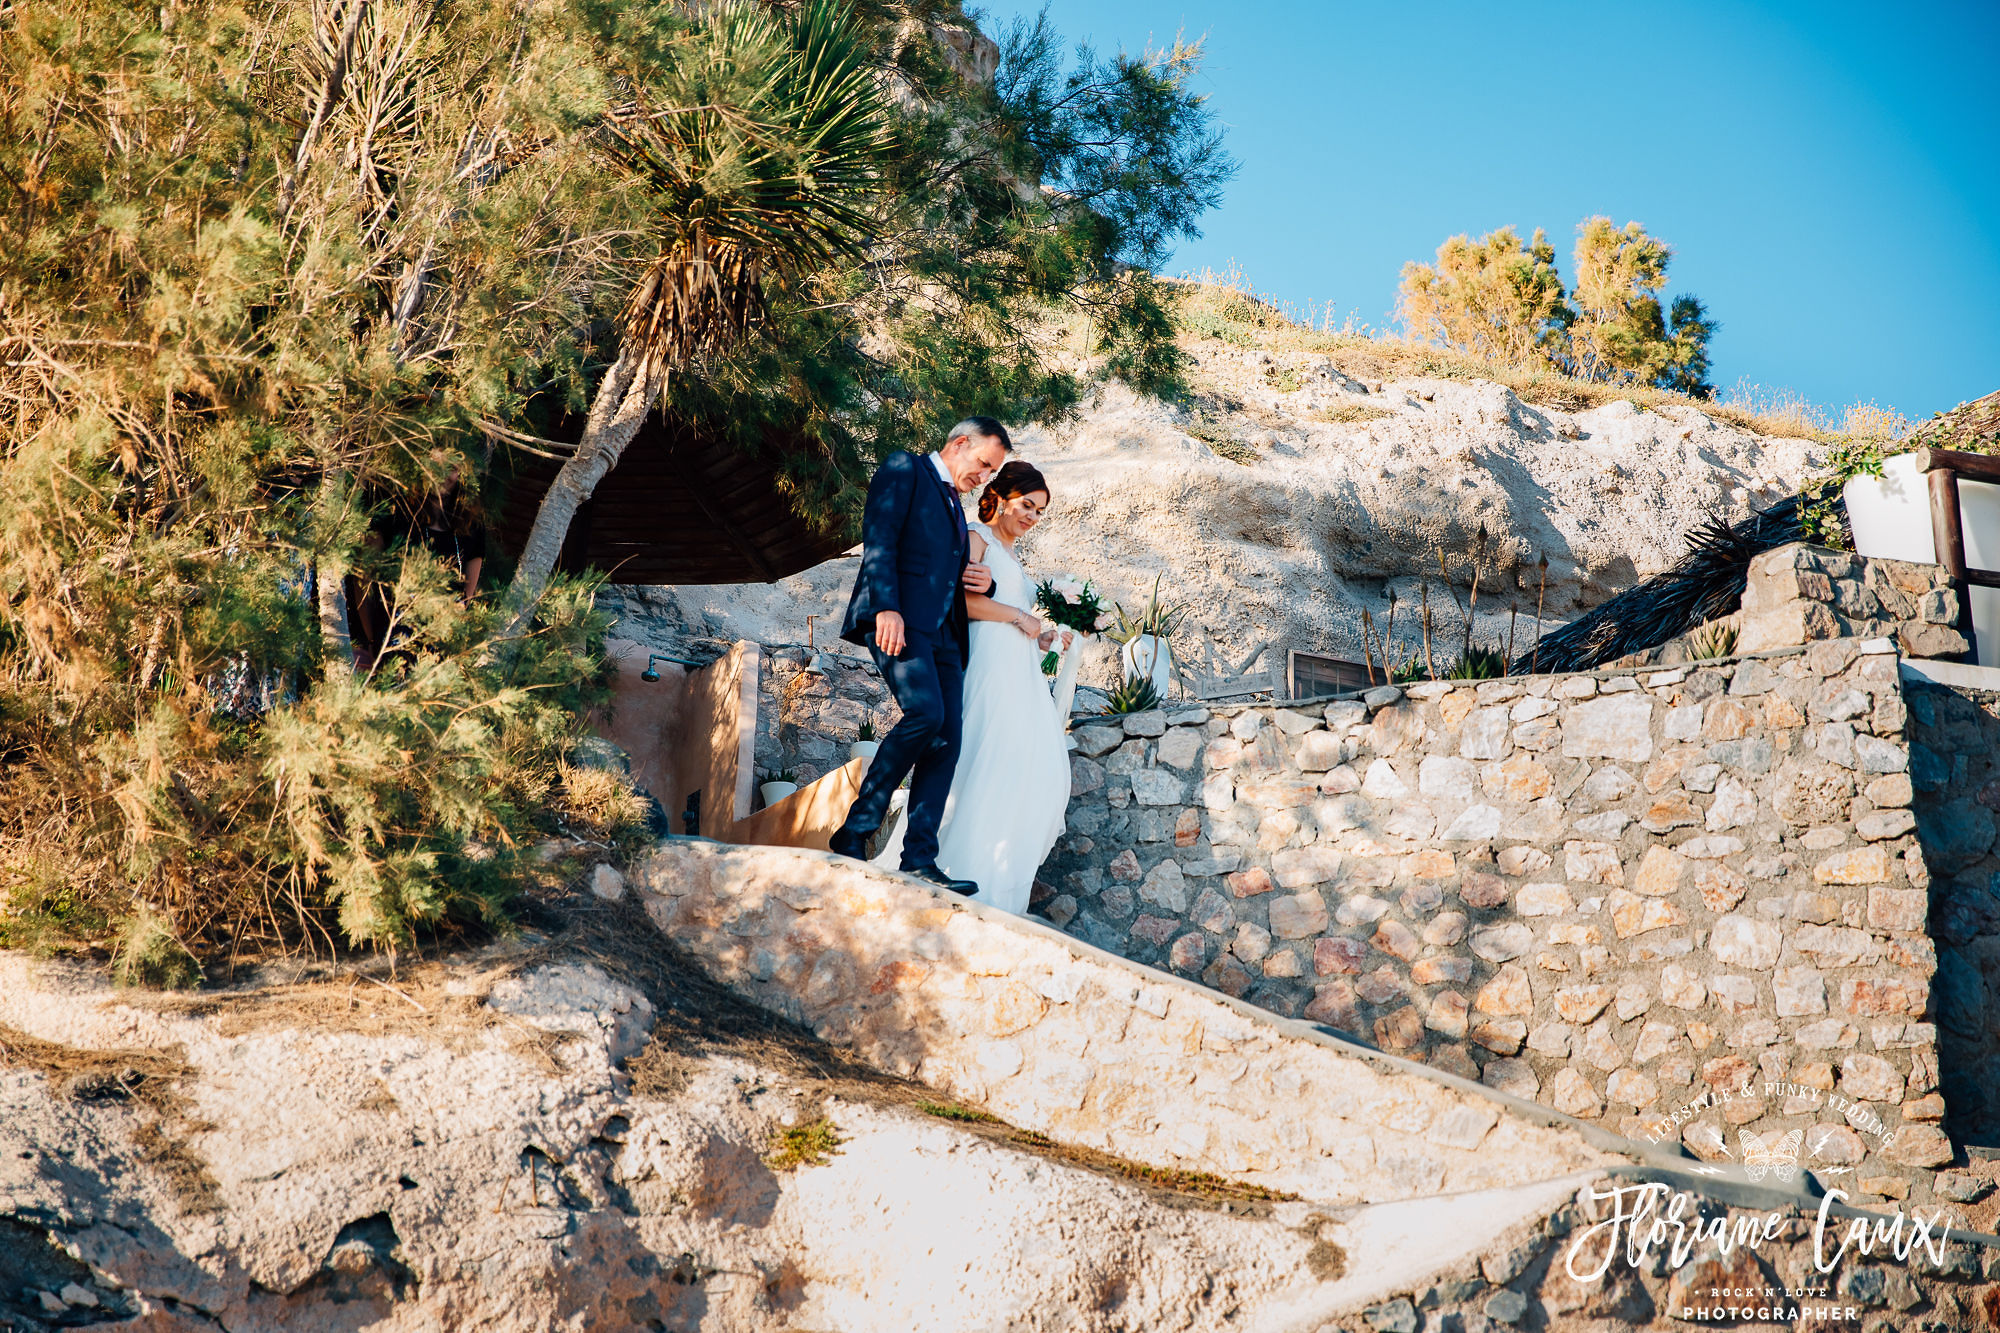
left=590, top=863, right=627, bottom=901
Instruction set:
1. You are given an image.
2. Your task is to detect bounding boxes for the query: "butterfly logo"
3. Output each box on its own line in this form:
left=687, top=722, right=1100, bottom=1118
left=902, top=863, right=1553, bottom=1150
left=1740, top=1129, right=1805, bottom=1182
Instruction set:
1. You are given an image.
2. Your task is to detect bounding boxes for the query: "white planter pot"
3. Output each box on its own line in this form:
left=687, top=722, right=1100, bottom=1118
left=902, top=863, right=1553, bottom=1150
left=848, top=741, right=879, bottom=763
left=1844, top=452, right=2000, bottom=666
left=1119, top=634, right=1174, bottom=697
left=759, top=781, right=799, bottom=808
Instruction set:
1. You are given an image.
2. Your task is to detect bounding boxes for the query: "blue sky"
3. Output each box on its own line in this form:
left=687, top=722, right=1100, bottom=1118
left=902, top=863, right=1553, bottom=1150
left=972, top=0, right=2000, bottom=422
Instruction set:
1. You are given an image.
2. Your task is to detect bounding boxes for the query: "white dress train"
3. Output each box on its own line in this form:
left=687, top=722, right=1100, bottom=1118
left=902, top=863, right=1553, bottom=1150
left=872, top=522, right=1072, bottom=913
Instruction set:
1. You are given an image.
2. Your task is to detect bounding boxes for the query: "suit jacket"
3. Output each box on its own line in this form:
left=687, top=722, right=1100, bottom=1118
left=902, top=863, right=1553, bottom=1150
left=839, top=450, right=971, bottom=658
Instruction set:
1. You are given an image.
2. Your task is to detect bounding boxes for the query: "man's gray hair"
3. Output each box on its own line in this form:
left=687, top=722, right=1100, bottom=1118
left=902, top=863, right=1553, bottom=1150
left=946, top=415, right=1013, bottom=452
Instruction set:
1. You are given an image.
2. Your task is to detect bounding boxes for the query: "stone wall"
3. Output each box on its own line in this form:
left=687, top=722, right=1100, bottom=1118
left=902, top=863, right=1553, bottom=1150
left=1736, top=543, right=1968, bottom=659
left=627, top=839, right=1626, bottom=1205
left=1904, top=678, right=2000, bottom=1144
left=755, top=645, right=900, bottom=789
left=1043, top=643, right=1963, bottom=1202
left=1605, top=542, right=1967, bottom=671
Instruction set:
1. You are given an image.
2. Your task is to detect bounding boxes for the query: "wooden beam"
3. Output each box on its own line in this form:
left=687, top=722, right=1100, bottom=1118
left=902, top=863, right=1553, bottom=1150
left=1927, top=466, right=1980, bottom=664
left=1916, top=447, right=2000, bottom=485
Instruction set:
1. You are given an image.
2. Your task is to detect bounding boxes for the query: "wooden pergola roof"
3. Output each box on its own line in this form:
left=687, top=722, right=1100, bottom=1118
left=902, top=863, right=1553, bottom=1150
left=495, top=414, right=856, bottom=585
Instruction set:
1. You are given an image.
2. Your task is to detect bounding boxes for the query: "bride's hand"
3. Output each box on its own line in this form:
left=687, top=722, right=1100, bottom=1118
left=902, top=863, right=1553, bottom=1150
left=1037, top=628, right=1058, bottom=650
left=1011, top=611, right=1043, bottom=640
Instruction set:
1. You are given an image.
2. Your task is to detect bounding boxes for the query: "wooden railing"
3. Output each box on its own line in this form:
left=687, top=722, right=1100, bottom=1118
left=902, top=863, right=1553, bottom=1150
left=1916, top=446, right=2000, bottom=664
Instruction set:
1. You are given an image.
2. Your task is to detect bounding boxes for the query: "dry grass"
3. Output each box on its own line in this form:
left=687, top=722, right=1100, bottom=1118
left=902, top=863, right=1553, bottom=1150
left=557, top=763, right=654, bottom=845
left=1310, top=404, right=1391, bottom=425
left=1182, top=409, right=1261, bottom=464
left=0, top=1021, right=220, bottom=1213
left=1165, top=269, right=1897, bottom=445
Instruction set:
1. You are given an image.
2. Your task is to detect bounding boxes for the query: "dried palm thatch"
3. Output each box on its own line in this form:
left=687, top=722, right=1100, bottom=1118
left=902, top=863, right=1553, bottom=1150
left=1515, top=491, right=1811, bottom=675
left=1908, top=387, right=2000, bottom=455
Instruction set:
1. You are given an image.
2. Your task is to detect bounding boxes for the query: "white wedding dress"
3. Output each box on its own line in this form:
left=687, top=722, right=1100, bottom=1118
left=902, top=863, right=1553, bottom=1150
left=873, top=521, right=1072, bottom=913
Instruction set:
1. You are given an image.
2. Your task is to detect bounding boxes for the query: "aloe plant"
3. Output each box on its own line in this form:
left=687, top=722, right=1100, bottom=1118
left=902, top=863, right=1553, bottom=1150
left=1100, top=675, right=1163, bottom=714
left=1687, top=620, right=1739, bottom=661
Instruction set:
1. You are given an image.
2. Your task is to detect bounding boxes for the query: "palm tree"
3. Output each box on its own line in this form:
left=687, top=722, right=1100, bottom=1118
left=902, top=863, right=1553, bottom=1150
left=500, top=0, right=891, bottom=641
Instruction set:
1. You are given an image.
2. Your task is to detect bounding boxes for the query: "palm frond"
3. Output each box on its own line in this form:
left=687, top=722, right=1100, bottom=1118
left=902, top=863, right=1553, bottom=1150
left=1517, top=492, right=1811, bottom=674
left=609, top=0, right=893, bottom=372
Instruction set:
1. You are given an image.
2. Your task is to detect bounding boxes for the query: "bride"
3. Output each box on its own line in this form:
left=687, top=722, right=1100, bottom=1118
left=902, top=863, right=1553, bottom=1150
left=874, top=462, right=1072, bottom=914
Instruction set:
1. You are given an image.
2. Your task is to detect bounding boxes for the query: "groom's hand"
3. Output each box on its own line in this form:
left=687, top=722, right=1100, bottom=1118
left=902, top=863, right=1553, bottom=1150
left=874, top=610, right=907, bottom=656
left=962, top=562, right=992, bottom=594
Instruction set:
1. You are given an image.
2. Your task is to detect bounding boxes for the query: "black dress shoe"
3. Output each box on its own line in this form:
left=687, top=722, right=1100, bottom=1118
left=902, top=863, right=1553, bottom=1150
left=828, top=828, right=868, bottom=860
left=906, top=864, right=978, bottom=896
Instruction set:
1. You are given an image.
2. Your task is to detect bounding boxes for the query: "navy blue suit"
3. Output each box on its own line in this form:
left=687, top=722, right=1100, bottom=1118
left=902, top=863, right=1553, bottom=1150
left=835, top=451, right=972, bottom=870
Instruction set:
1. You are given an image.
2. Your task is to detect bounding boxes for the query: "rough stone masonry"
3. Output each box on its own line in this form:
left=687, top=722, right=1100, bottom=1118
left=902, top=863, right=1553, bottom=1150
left=1044, top=637, right=1972, bottom=1204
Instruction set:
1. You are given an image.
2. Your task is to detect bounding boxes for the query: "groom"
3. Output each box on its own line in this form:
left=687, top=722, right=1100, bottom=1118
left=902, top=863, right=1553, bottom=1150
left=829, top=417, right=1013, bottom=894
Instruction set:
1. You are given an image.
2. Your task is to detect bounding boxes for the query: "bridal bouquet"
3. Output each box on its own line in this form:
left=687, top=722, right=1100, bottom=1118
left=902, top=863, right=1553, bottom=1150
left=1034, top=575, right=1111, bottom=635
left=1034, top=575, right=1108, bottom=686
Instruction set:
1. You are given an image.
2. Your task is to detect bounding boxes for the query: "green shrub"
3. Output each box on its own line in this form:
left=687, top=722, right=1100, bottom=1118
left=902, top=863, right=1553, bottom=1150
left=767, top=1118, right=844, bottom=1170
left=1445, top=647, right=1506, bottom=680
left=0, top=0, right=1230, bottom=975
left=112, top=906, right=203, bottom=991
left=1179, top=307, right=1255, bottom=346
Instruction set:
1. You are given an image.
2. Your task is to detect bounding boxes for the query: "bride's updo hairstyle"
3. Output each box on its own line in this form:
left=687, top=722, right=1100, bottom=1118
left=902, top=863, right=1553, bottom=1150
left=977, top=461, right=1049, bottom=524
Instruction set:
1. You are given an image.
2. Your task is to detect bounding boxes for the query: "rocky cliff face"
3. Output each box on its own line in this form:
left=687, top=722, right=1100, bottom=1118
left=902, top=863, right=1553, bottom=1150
left=0, top=928, right=1345, bottom=1332
left=610, top=339, right=1825, bottom=685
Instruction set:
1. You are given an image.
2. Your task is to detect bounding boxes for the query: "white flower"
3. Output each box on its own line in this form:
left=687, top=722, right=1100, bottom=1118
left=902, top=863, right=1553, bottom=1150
left=1051, top=575, right=1085, bottom=605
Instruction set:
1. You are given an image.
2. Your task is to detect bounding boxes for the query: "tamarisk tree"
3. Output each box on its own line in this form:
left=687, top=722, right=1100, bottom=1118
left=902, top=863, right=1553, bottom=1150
left=1399, top=216, right=1717, bottom=397
left=0, top=0, right=1231, bottom=966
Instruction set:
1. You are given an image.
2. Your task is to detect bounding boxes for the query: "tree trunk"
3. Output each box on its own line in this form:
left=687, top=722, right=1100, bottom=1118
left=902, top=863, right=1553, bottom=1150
left=315, top=470, right=356, bottom=674
left=316, top=558, right=354, bottom=674
left=498, top=349, right=660, bottom=643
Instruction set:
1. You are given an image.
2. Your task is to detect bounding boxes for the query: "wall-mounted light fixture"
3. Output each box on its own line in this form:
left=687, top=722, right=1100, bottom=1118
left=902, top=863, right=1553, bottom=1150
left=639, top=651, right=705, bottom=683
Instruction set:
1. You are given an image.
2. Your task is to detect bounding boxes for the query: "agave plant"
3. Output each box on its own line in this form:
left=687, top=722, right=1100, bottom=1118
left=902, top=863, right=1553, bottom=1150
left=1100, top=675, right=1162, bottom=715
left=504, top=0, right=894, bottom=638
left=1445, top=646, right=1506, bottom=680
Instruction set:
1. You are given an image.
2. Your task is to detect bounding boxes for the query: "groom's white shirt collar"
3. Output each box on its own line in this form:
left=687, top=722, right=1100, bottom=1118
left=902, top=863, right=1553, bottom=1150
left=928, top=453, right=965, bottom=528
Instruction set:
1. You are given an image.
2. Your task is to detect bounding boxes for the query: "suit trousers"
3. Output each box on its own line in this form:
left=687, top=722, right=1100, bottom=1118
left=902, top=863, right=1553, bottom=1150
left=836, top=628, right=964, bottom=869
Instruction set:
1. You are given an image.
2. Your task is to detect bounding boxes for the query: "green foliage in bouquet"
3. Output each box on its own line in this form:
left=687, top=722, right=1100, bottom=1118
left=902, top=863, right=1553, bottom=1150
left=1035, top=577, right=1107, bottom=635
